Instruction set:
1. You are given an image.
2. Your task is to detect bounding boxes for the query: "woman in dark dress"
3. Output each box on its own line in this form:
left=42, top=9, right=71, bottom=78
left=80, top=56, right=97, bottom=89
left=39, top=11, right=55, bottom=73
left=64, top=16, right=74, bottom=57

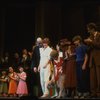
left=63, top=44, right=77, bottom=98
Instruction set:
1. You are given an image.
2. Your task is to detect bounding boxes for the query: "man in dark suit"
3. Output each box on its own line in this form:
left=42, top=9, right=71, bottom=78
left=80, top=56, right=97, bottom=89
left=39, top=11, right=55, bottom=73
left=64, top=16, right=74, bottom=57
left=84, top=23, right=100, bottom=97
left=31, top=37, right=43, bottom=97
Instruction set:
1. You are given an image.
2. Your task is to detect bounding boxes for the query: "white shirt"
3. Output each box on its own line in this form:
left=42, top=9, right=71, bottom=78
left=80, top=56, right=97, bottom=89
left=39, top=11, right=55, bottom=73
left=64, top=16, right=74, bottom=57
left=39, top=46, right=52, bottom=68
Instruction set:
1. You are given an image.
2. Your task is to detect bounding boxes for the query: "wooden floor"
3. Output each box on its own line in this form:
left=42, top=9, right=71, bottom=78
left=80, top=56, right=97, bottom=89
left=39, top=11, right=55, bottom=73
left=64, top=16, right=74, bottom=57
left=0, top=96, right=38, bottom=100
left=0, top=96, right=100, bottom=99
left=0, top=97, right=20, bottom=99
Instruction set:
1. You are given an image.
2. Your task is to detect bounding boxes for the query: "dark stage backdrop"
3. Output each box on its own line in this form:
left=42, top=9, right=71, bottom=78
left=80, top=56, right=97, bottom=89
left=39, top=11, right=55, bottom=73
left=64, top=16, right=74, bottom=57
left=0, top=0, right=100, bottom=56
left=5, top=6, right=35, bottom=52
left=34, top=0, right=100, bottom=47
left=0, top=2, right=35, bottom=56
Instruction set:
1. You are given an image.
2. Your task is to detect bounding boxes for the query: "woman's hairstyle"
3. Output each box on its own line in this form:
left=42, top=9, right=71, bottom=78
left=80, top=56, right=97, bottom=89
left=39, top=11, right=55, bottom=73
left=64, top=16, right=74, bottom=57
left=50, top=50, right=58, bottom=59
left=42, top=38, right=50, bottom=44
left=87, top=23, right=97, bottom=31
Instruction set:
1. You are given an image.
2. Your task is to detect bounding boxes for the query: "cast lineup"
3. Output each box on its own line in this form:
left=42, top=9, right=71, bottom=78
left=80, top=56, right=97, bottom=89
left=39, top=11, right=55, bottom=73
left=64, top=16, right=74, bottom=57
left=0, top=23, right=100, bottom=99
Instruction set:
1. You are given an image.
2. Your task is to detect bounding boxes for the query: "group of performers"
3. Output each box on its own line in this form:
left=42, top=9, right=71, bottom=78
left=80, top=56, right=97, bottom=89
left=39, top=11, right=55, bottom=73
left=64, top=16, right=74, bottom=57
left=0, top=22, right=100, bottom=99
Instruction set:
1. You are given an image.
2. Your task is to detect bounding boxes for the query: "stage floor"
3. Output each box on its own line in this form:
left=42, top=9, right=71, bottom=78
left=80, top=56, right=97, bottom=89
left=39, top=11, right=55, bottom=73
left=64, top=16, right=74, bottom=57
left=0, top=96, right=38, bottom=100
left=0, top=97, right=20, bottom=99
left=0, top=96, right=100, bottom=99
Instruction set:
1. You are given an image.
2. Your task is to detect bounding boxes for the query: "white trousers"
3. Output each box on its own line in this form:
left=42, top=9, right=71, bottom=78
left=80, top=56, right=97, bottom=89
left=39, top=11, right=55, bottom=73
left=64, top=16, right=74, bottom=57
left=40, top=65, right=50, bottom=95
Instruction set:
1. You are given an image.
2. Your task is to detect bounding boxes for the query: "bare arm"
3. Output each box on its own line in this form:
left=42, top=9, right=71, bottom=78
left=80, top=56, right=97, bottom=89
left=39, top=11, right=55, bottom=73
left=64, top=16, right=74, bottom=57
left=82, top=53, right=88, bottom=70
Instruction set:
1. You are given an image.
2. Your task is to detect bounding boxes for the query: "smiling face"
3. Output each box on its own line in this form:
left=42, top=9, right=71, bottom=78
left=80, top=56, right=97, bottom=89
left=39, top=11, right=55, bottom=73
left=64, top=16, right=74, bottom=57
left=19, top=67, right=24, bottom=72
left=43, top=43, right=48, bottom=48
left=9, top=67, right=14, bottom=73
left=42, top=38, right=50, bottom=48
left=2, top=71, right=6, bottom=75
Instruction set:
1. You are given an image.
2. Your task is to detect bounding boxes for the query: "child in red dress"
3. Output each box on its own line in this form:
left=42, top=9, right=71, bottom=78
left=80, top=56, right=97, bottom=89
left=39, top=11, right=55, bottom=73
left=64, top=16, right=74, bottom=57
left=47, top=50, right=65, bottom=98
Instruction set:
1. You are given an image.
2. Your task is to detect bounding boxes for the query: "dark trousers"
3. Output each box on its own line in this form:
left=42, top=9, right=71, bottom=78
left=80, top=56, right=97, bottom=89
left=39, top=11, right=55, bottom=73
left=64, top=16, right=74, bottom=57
left=76, top=61, right=90, bottom=93
left=90, top=64, right=100, bottom=95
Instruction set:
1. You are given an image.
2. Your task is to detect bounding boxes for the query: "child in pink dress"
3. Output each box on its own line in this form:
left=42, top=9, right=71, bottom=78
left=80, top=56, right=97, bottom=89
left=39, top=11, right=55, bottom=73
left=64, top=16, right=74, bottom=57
left=16, top=67, right=28, bottom=97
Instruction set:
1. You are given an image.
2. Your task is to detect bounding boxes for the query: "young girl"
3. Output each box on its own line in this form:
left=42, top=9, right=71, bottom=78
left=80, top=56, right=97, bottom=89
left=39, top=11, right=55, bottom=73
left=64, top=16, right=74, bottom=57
left=0, top=71, right=8, bottom=96
left=16, top=67, right=28, bottom=97
left=47, top=49, right=65, bottom=98
left=8, top=67, right=18, bottom=97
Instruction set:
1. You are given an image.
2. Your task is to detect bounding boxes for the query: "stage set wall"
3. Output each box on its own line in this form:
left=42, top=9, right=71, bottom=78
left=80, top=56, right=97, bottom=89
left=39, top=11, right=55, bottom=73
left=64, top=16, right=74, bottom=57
left=0, top=0, right=100, bottom=56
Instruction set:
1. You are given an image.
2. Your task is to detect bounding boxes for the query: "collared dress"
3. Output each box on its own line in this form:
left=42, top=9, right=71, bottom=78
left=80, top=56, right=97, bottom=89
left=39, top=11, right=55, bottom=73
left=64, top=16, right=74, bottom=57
left=16, top=72, right=28, bottom=95
left=0, top=75, right=8, bottom=94
left=8, top=72, right=18, bottom=95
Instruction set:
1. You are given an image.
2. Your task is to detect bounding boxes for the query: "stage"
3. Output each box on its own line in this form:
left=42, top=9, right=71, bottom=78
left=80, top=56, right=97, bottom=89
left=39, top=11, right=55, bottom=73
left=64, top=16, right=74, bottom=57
left=0, top=96, right=38, bottom=100
left=0, top=97, right=20, bottom=99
